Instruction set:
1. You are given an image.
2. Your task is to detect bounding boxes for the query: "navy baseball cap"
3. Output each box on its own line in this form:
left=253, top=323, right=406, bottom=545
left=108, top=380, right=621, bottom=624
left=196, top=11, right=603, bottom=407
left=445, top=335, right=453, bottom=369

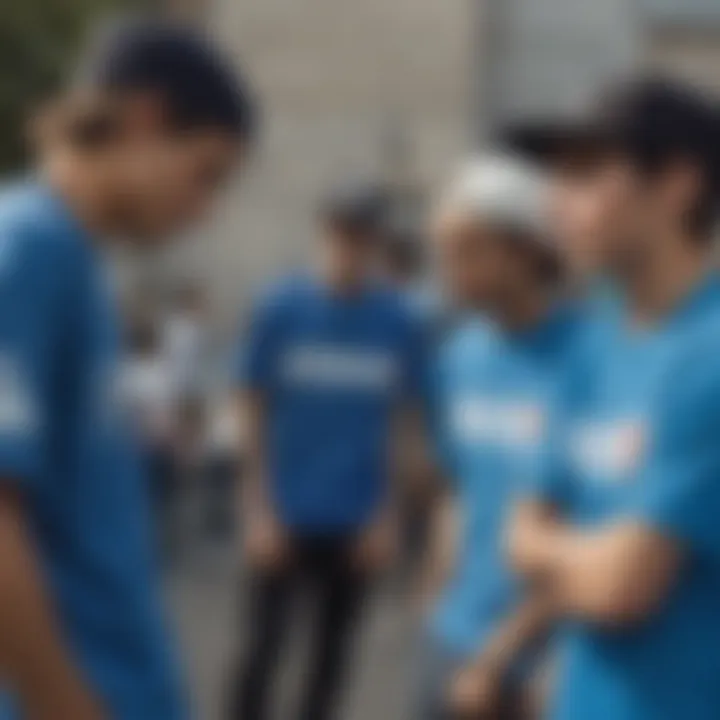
left=503, top=76, right=720, bottom=188
left=76, top=17, right=258, bottom=140
left=320, top=180, right=391, bottom=235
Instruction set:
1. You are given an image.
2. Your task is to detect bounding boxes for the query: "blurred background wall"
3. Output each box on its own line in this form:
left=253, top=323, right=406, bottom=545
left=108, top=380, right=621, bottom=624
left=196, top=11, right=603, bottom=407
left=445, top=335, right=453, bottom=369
left=163, top=0, right=720, bottom=337
left=169, top=0, right=472, bottom=337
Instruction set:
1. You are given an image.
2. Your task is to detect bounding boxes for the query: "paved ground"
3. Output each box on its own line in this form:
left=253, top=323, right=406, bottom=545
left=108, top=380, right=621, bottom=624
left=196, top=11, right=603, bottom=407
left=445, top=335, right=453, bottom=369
left=167, top=549, right=419, bottom=720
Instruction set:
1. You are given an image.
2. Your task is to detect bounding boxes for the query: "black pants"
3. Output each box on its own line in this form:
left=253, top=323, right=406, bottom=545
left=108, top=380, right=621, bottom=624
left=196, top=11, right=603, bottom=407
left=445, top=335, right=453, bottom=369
left=228, top=534, right=369, bottom=720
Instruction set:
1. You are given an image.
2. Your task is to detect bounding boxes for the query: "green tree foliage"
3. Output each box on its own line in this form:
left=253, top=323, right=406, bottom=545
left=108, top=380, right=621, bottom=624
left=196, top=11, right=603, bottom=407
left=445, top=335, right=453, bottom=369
left=0, top=0, right=148, bottom=172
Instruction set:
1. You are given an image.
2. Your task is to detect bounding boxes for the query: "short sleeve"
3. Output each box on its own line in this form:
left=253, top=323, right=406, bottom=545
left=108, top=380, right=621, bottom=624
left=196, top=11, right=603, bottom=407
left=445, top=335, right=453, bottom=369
left=0, top=229, right=61, bottom=489
left=628, top=343, right=720, bottom=558
left=233, top=287, right=285, bottom=391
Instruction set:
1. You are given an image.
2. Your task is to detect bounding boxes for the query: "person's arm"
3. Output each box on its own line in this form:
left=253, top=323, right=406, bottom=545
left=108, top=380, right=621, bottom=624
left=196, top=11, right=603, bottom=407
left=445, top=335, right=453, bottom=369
left=234, top=289, right=288, bottom=569
left=354, top=307, right=431, bottom=573
left=0, top=229, right=103, bottom=717
left=509, top=505, right=682, bottom=625
left=416, top=487, right=458, bottom=608
left=240, top=389, right=271, bottom=518
left=0, top=489, right=104, bottom=719
left=352, top=402, right=415, bottom=573
left=448, top=591, right=556, bottom=717
left=511, top=340, right=720, bottom=627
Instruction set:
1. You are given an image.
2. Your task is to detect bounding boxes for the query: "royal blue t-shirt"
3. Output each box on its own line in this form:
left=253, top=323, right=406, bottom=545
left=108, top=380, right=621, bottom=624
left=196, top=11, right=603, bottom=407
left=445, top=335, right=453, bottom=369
left=237, top=273, right=425, bottom=531
left=430, top=307, right=580, bottom=656
left=530, top=275, right=720, bottom=720
left=0, top=184, right=185, bottom=719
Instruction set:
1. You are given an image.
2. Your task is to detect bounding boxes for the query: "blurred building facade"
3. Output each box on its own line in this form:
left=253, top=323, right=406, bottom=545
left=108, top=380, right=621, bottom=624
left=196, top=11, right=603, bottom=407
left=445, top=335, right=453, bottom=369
left=155, top=0, right=720, bottom=337
left=646, top=1, right=720, bottom=91
left=162, top=0, right=470, bottom=337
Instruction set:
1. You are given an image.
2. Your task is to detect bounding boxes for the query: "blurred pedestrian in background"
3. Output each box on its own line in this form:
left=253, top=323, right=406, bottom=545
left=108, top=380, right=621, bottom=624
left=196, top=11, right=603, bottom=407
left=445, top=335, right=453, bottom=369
left=123, top=308, right=177, bottom=560
left=508, top=77, right=720, bottom=720
left=228, top=179, right=427, bottom=720
left=0, top=17, right=256, bottom=720
left=163, top=281, right=210, bottom=405
left=415, top=155, right=577, bottom=720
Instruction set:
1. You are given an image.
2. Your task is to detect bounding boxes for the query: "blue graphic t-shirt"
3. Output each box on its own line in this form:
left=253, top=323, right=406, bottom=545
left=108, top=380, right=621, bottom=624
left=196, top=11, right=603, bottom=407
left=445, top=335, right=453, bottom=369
left=237, top=273, right=425, bottom=531
left=431, top=307, right=580, bottom=656
left=530, top=275, right=720, bottom=720
left=0, top=184, right=185, bottom=720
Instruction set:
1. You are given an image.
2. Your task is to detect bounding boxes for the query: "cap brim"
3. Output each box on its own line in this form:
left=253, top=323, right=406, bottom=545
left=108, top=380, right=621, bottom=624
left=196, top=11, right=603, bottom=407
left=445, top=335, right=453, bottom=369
left=502, top=119, right=617, bottom=164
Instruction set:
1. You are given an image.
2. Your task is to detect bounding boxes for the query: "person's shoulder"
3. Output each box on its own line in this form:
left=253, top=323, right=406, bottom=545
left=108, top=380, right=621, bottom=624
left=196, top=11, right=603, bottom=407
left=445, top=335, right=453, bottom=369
left=0, top=183, right=88, bottom=275
left=251, top=271, right=313, bottom=318
left=438, top=316, right=495, bottom=365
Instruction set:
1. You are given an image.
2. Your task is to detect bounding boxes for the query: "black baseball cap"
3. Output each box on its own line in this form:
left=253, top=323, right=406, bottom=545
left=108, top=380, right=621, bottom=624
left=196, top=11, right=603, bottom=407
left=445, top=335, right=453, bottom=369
left=76, top=17, right=258, bottom=140
left=320, top=179, right=391, bottom=236
left=503, top=76, right=720, bottom=186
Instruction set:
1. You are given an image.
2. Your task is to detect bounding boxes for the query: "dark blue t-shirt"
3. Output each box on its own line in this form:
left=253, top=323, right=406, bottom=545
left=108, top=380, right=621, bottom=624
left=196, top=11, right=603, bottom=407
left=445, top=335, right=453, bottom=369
left=237, top=273, right=425, bottom=531
left=530, top=276, right=720, bottom=720
left=0, top=184, right=185, bottom=720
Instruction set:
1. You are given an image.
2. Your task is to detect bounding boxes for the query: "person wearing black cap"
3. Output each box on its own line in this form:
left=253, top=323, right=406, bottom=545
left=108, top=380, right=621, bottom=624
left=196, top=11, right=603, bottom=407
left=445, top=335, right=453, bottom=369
left=229, top=179, right=426, bottom=720
left=507, top=77, right=720, bottom=720
left=0, top=17, right=256, bottom=720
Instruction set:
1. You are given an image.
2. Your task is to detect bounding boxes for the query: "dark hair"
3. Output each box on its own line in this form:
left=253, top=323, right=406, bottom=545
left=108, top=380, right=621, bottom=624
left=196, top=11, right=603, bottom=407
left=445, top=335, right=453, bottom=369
left=506, top=76, right=720, bottom=242
left=73, top=17, right=258, bottom=140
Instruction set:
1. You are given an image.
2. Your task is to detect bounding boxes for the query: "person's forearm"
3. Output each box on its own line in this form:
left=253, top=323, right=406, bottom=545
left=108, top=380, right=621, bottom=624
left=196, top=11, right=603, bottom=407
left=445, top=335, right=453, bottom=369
left=472, top=591, right=557, bottom=675
left=417, top=493, right=457, bottom=605
left=548, top=524, right=682, bottom=625
left=510, top=504, right=578, bottom=580
left=510, top=503, right=670, bottom=624
left=240, top=391, right=273, bottom=517
left=0, top=489, right=102, bottom=719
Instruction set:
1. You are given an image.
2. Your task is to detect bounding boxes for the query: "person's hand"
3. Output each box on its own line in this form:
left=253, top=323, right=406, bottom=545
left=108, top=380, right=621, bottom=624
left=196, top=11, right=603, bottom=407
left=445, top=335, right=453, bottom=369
left=243, top=505, right=289, bottom=571
left=27, top=675, right=107, bottom=720
left=506, top=504, right=561, bottom=579
left=352, top=513, right=398, bottom=574
left=447, top=658, right=503, bottom=719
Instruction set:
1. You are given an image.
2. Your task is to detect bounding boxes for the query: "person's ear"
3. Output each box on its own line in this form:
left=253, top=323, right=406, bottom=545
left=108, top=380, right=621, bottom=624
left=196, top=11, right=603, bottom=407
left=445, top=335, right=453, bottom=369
left=662, top=159, right=703, bottom=227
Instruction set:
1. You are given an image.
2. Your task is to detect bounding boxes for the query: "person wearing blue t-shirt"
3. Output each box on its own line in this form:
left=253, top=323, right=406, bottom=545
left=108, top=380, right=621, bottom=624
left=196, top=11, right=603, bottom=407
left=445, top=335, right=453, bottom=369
left=507, top=78, right=720, bottom=720
left=0, top=19, right=256, bottom=720
left=229, top=181, right=426, bottom=720
left=414, top=155, right=578, bottom=720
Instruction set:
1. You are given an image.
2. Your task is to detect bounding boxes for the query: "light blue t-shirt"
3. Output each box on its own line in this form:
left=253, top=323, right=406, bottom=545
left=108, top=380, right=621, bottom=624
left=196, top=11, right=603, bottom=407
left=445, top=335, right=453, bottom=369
left=430, top=307, right=580, bottom=656
left=237, top=273, right=425, bottom=531
left=531, top=275, right=720, bottom=720
left=0, top=184, right=185, bottom=720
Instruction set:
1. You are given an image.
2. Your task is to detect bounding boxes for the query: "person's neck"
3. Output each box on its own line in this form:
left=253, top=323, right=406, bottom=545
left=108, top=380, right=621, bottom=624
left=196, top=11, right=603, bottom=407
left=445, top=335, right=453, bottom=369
left=41, top=147, right=120, bottom=241
left=492, top=286, right=555, bottom=333
left=624, top=232, right=712, bottom=324
left=318, top=264, right=368, bottom=298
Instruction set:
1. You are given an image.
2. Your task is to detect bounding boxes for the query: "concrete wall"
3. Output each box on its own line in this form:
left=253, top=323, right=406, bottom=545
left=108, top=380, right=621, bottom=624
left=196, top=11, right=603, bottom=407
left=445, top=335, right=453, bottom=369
left=173, top=0, right=471, bottom=333
left=646, top=28, right=720, bottom=92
